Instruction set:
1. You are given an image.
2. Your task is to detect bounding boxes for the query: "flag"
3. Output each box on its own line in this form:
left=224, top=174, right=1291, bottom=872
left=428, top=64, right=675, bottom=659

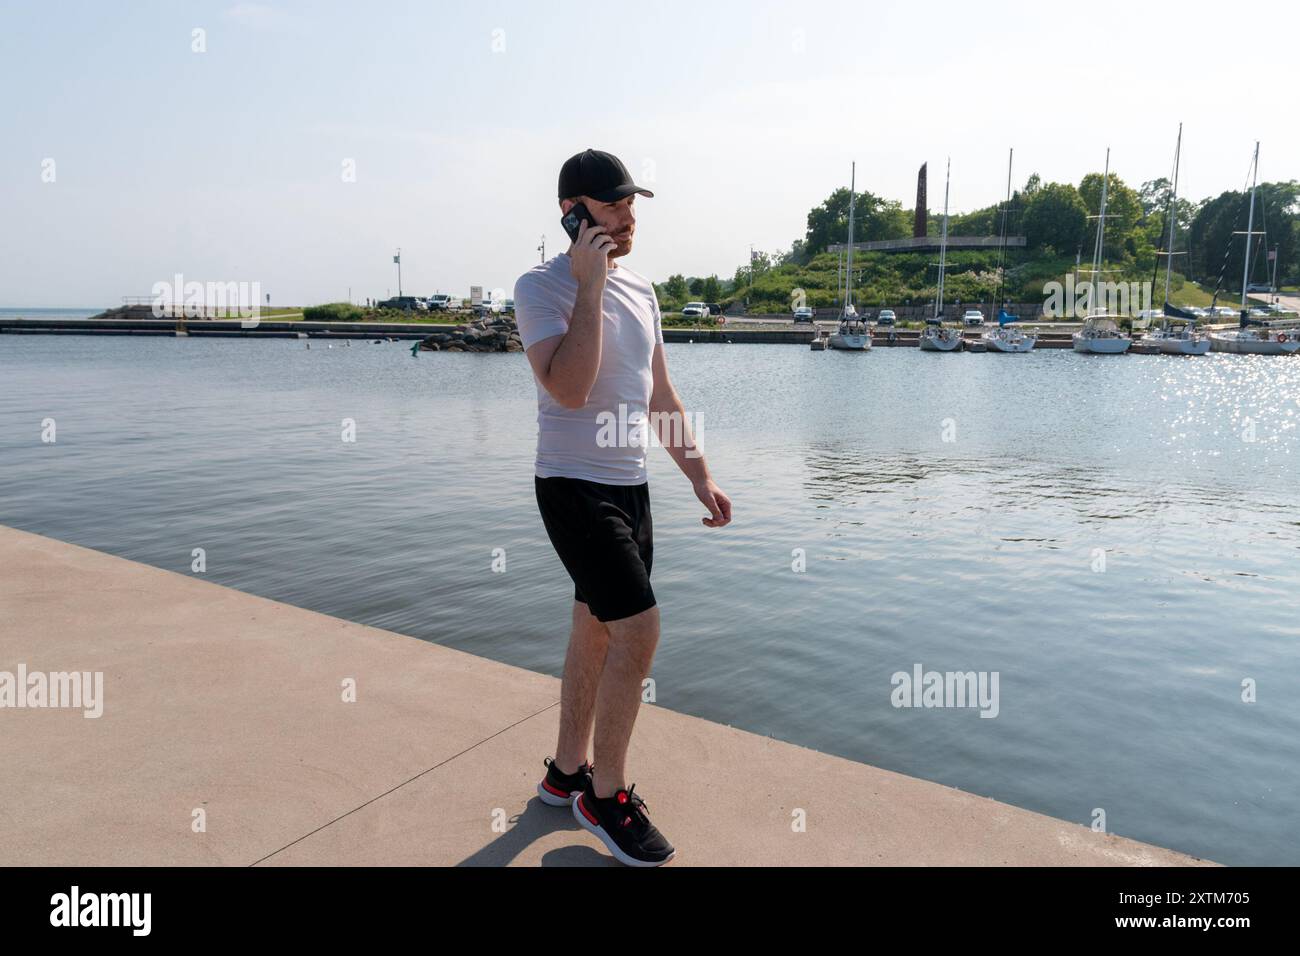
left=393, top=254, right=401, bottom=264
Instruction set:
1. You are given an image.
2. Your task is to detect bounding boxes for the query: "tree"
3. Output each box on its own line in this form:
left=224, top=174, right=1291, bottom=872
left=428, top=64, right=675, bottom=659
left=701, top=275, right=721, bottom=301
left=804, top=187, right=909, bottom=254
left=664, top=274, right=688, bottom=305
left=1137, top=177, right=1199, bottom=260
left=1138, top=177, right=1170, bottom=218
left=949, top=204, right=999, bottom=236
left=1022, top=182, right=1088, bottom=256
left=1079, top=171, right=1143, bottom=261
left=1190, top=181, right=1300, bottom=292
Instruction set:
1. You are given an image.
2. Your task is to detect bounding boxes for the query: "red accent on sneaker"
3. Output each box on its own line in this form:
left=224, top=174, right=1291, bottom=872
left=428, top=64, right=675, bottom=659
left=541, top=779, right=569, bottom=797
left=617, top=791, right=629, bottom=804
left=577, top=794, right=600, bottom=826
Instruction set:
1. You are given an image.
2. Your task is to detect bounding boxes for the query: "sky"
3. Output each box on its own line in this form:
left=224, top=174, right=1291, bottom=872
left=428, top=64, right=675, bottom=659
left=2, top=0, right=1296, bottom=307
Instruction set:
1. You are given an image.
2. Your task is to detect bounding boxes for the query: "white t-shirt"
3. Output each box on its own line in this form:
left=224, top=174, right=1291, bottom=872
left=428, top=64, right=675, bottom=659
left=513, top=253, right=664, bottom=485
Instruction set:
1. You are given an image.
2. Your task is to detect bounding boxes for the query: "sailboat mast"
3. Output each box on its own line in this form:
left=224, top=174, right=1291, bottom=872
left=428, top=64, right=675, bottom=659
left=1240, top=142, right=1259, bottom=316
left=845, top=162, right=856, bottom=313
left=1090, top=148, right=1111, bottom=314
left=1163, top=124, right=1182, bottom=309
left=936, top=158, right=950, bottom=320
left=996, top=148, right=1013, bottom=313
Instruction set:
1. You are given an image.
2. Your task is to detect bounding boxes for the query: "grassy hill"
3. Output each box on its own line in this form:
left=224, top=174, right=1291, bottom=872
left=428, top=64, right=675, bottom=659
left=704, top=248, right=1212, bottom=315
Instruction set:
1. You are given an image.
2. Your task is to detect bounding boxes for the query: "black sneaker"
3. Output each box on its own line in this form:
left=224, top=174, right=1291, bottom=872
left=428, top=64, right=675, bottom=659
left=572, top=782, right=675, bottom=867
left=537, top=756, right=593, bottom=806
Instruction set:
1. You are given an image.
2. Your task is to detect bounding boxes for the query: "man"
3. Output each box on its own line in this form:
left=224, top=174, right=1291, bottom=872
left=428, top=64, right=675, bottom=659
left=513, top=148, right=732, bottom=867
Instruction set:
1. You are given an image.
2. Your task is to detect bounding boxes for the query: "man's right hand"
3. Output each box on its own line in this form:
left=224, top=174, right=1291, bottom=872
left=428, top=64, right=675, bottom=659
left=569, top=219, right=615, bottom=287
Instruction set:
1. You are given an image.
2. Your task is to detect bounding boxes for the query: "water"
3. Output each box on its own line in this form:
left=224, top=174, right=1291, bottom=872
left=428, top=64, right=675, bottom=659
left=2, top=333, right=1298, bottom=866
left=0, top=308, right=101, bottom=322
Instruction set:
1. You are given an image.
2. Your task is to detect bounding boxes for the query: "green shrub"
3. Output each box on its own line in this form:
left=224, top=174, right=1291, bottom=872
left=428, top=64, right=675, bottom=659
left=304, top=302, right=365, bottom=322
left=661, top=314, right=718, bottom=328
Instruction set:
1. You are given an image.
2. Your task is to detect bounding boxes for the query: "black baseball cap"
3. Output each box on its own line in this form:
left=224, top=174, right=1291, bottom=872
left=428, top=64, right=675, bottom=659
left=558, top=148, right=655, bottom=203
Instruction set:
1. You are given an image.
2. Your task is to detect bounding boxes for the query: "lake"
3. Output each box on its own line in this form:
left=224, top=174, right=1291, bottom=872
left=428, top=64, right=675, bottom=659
left=2, top=333, right=1297, bottom=865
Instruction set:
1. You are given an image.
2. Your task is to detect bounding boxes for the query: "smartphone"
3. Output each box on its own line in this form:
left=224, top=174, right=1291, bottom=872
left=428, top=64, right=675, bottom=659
left=561, top=202, right=594, bottom=243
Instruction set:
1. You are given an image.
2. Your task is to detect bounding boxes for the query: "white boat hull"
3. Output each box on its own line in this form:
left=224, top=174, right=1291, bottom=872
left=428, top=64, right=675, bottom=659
left=1072, top=333, right=1131, bottom=354
left=1209, top=332, right=1300, bottom=355
left=1151, top=335, right=1211, bottom=355
left=983, top=330, right=1037, bottom=352
left=828, top=333, right=871, bottom=351
left=918, top=328, right=962, bottom=351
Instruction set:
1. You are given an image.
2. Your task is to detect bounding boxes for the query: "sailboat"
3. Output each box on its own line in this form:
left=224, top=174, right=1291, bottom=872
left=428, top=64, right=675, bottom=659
left=1209, top=143, right=1300, bottom=355
left=1072, top=148, right=1132, bottom=354
left=919, top=158, right=963, bottom=352
left=1144, top=124, right=1210, bottom=355
left=982, top=149, right=1036, bottom=352
left=828, top=161, right=872, bottom=351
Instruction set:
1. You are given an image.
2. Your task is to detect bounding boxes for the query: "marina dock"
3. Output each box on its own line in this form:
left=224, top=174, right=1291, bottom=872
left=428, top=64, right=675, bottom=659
left=0, top=315, right=1085, bottom=347
left=0, top=524, right=1214, bottom=867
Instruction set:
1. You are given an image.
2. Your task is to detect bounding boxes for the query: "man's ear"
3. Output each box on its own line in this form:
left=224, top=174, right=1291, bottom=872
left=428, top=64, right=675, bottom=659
left=559, top=197, right=578, bottom=214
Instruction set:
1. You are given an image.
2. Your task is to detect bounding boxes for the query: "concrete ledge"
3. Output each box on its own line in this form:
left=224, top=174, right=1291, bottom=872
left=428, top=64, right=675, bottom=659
left=0, top=525, right=1214, bottom=867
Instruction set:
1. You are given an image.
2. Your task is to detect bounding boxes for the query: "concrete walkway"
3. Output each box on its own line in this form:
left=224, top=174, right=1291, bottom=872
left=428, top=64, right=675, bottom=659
left=0, top=524, right=1214, bottom=867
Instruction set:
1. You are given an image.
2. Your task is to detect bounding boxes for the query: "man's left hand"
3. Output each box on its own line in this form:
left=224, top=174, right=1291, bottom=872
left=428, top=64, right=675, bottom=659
left=693, top=479, right=732, bottom=528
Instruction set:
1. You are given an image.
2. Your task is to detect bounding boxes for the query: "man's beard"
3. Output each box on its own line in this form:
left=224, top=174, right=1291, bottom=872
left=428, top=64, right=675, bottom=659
left=610, top=236, right=633, bottom=258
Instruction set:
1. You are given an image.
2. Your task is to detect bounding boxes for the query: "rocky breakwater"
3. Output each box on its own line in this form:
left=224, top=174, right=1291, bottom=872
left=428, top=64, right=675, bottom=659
left=418, top=315, right=522, bottom=352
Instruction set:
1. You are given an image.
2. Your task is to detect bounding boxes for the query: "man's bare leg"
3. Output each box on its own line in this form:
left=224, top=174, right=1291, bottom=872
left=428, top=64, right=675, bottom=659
left=554, top=599, right=609, bottom=774
left=591, top=605, right=660, bottom=798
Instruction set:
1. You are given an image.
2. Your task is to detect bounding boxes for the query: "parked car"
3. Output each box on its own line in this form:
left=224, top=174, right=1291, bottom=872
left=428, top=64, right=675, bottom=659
left=378, top=296, right=428, bottom=312
left=876, top=309, right=896, bottom=326
left=705, top=302, right=723, bottom=316
left=962, top=309, right=986, bottom=327
left=792, top=306, right=815, bottom=323
left=681, top=301, right=709, bottom=318
left=426, top=294, right=458, bottom=311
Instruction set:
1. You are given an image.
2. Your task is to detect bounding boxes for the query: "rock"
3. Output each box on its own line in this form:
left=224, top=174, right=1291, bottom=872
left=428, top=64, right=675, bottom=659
left=415, top=314, right=519, bottom=353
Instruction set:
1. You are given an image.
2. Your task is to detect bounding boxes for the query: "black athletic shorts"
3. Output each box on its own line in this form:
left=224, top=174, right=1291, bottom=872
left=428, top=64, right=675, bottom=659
left=534, top=475, right=656, bottom=623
